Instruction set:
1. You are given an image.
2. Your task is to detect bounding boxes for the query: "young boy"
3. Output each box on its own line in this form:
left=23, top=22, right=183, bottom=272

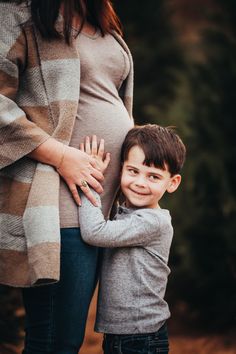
left=79, top=124, right=186, bottom=354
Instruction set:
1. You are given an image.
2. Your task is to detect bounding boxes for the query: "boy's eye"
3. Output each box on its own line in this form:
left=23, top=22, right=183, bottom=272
left=149, top=175, right=159, bottom=181
left=128, top=168, right=137, bottom=174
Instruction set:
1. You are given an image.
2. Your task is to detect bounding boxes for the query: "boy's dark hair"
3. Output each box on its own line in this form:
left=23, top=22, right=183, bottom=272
left=121, top=124, right=186, bottom=176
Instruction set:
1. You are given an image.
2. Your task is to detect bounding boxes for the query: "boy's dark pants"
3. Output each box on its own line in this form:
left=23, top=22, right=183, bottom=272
left=102, top=323, right=169, bottom=354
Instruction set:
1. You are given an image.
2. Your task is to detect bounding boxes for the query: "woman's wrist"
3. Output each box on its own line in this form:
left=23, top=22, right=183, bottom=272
left=56, top=144, right=66, bottom=170
left=28, top=138, right=66, bottom=168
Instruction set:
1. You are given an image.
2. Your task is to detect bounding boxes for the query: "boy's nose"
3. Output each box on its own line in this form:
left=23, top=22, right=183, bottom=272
left=134, top=175, right=146, bottom=187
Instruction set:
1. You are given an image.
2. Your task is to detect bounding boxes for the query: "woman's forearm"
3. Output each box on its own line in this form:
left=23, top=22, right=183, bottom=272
left=28, top=138, right=64, bottom=168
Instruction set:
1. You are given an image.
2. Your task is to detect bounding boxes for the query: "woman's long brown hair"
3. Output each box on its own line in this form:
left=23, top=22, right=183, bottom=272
left=15, top=0, right=122, bottom=43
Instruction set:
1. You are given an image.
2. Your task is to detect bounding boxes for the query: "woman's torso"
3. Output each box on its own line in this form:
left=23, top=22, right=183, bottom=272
left=59, top=30, right=134, bottom=227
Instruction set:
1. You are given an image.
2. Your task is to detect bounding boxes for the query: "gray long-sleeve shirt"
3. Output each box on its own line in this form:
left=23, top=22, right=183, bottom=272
left=79, top=192, right=173, bottom=334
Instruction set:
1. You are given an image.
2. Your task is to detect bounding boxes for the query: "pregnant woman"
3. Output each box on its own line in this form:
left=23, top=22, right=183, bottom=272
left=0, top=0, right=134, bottom=353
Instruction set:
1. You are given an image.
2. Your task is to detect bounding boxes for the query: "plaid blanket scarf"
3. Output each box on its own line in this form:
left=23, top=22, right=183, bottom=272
left=0, top=1, right=133, bottom=286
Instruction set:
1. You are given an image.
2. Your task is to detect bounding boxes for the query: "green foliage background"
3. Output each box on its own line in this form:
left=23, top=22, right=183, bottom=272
left=0, top=0, right=236, bottom=345
left=116, top=0, right=236, bottom=330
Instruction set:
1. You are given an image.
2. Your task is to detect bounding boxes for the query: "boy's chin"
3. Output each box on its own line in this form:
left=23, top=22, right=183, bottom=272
left=126, top=199, right=157, bottom=209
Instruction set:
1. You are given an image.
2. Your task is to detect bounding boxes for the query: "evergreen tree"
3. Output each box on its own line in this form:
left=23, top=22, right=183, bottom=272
left=116, top=0, right=236, bottom=329
left=115, top=0, right=185, bottom=124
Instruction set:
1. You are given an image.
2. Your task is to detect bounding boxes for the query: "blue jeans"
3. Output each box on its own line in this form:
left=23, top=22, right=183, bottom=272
left=102, top=324, right=169, bottom=354
left=21, top=228, right=99, bottom=354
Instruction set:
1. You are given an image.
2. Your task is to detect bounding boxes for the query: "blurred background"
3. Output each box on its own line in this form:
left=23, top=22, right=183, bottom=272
left=1, top=0, right=235, bottom=353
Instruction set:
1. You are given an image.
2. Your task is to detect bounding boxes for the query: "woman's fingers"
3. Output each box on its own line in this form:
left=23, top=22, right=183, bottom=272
left=68, top=182, right=98, bottom=207
left=68, top=184, right=82, bottom=206
left=59, top=147, right=106, bottom=205
left=89, top=158, right=103, bottom=176
left=79, top=182, right=99, bottom=207
left=85, top=173, right=103, bottom=193
left=67, top=172, right=103, bottom=206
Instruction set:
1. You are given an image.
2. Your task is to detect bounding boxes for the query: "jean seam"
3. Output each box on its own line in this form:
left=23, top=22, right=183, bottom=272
left=108, top=328, right=168, bottom=354
left=47, top=285, right=55, bottom=352
left=118, top=336, right=122, bottom=354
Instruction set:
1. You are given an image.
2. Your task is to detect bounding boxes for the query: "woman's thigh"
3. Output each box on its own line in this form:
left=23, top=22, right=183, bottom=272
left=22, top=228, right=99, bottom=354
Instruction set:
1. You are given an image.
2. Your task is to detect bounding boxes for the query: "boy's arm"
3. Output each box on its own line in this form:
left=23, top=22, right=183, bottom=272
left=79, top=191, right=160, bottom=247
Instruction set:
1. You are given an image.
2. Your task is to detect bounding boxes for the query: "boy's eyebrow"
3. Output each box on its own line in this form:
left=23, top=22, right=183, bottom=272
left=125, top=164, right=139, bottom=169
left=147, top=171, right=164, bottom=178
left=126, top=164, right=165, bottom=176
left=148, top=171, right=162, bottom=175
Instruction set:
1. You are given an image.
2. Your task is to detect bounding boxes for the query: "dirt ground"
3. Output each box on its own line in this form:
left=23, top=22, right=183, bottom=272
left=1, top=290, right=236, bottom=354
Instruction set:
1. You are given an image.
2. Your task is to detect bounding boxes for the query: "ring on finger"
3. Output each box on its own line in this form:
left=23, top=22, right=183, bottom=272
left=80, top=180, right=88, bottom=188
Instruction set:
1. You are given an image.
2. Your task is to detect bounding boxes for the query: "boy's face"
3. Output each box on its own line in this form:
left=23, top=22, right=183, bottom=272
left=120, top=146, right=181, bottom=209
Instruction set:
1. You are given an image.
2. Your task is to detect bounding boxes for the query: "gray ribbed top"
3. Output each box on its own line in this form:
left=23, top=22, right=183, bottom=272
left=59, top=31, right=133, bottom=227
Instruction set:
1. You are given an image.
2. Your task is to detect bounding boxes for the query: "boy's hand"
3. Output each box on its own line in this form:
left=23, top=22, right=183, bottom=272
left=80, top=135, right=110, bottom=174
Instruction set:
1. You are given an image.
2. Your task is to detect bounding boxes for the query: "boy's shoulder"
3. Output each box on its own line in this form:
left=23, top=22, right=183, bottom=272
left=116, top=205, right=172, bottom=230
left=118, top=205, right=171, bottom=217
left=114, top=206, right=173, bottom=248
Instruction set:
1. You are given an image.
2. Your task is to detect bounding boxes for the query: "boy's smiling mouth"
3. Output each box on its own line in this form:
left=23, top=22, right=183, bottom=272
left=129, top=188, right=149, bottom=196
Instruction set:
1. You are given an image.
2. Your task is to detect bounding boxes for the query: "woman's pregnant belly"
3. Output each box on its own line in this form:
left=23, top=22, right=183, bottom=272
left=59, top=100, right=134, bottom=228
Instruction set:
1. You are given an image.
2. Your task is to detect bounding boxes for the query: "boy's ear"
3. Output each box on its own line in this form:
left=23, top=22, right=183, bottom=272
left=167, top=174, right=181, bottom=193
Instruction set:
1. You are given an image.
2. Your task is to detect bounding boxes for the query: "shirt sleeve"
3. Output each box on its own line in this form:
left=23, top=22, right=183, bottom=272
left=0, top=4, right=50, bottom=169
left=78, top=191, right=160, bottom=248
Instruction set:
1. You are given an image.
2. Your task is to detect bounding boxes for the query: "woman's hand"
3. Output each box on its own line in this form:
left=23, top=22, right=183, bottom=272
left=57, top=145, right=104, bottom=206
left=79, top=135, right=110, bottom=174
left=28, top=138, right=104, bottom=206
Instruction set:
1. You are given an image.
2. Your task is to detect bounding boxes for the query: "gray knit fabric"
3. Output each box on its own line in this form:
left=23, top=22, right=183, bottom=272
left=79, top=192, right=173, bottom=334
